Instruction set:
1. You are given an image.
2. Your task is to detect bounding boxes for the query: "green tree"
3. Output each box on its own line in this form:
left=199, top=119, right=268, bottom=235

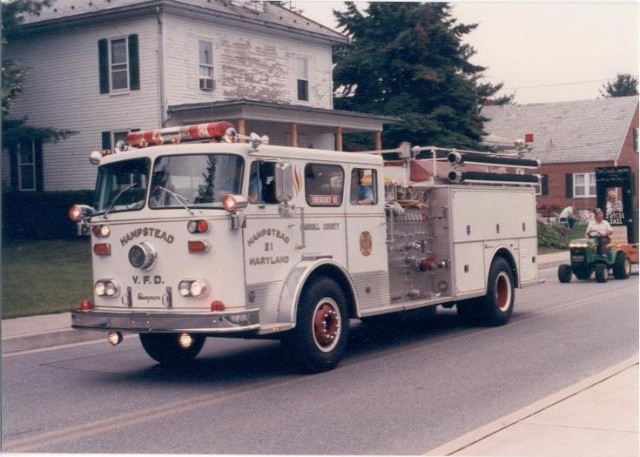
left=332, top=2, right=511, bottom=150
left=599, top=73, right=639, bottom=98
left=2, top=0, right=76, bottom=149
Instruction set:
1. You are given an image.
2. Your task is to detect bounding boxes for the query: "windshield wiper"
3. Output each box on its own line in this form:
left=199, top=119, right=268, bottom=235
left=104, top=183, right=137, bottom=218
left=158, top=186, right=194, bottom=215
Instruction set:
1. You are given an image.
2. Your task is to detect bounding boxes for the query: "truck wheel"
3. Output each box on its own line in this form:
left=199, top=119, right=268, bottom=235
left=594, top=263, right=609, bottom=283
left=285, top=277, right=350, bottom=374
left=459, top=257, right=514, bottom=326
left=139, top=333, right=205, bottom=365
left=557, top=264, right=572, bottom=283
left=613, top=252, right=631, bottom=280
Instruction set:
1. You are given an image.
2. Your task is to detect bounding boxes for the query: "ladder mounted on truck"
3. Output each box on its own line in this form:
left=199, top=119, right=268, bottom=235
left=368, top=136, right=541, bottom=188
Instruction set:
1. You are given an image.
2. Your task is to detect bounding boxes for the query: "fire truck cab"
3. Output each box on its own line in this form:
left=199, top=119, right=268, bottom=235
left=70, top=122, right=540, bottom=373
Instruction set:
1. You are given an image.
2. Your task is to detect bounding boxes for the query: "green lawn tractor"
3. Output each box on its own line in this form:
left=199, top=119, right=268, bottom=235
left=557, top=231, right=631, bottom=283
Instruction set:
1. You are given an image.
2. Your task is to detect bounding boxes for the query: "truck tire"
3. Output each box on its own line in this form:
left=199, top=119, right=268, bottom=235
left=458, top=257, right=514, bottom=326
left=613, top=252, right=631, bottom=280
left=139, top=333, right=205, bottom=365
left=285, top=277, right=350, bottom=374
left=594, top=263, right=609, bottom=283
left=557, top=264, right=572, bottom=283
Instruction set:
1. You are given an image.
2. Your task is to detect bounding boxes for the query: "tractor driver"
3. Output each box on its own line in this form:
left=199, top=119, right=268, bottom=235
left=585, top=207, right=613, bottom=256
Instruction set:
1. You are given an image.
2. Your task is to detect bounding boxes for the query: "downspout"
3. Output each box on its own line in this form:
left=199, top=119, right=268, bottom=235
left=157, top=6, right=169, bottom=127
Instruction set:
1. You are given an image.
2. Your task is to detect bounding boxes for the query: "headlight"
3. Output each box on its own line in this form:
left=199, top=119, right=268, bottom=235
left=95, top=279, right=120, bottom=297
left=178, top=279, right=208, bottom=298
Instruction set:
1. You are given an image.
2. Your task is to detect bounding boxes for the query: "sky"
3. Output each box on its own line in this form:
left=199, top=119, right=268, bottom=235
left=292, top=1, right=640, bottom=105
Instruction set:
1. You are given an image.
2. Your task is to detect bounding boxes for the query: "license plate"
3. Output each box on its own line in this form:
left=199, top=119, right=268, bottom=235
left=571, top=255, right=585, bottom=262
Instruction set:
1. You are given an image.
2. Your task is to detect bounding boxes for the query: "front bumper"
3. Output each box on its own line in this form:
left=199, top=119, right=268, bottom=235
left=71, top=308, right=260, bottom=334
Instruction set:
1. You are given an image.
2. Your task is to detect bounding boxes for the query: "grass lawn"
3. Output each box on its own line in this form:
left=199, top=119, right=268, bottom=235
left=2, top=239, right=93, bottom=319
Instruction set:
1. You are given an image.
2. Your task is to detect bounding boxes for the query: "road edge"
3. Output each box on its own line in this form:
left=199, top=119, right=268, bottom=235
left=424, top=354, right=640, bottom=456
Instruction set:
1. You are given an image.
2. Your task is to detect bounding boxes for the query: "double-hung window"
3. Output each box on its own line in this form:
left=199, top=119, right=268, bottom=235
left=199, top=40, right=215, bottom=91
left=110, top=38, right=129, bottom=90
left=297, top=57, right=309, bottom=101
left=99, top=35, right=140, bottom=94
left=17, top=140, right=37, bottom=191
left=573, top=172, right=596, bottom=198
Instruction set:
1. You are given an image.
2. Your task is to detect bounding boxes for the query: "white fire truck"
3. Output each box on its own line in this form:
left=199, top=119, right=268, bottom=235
left=70, top=121, right=540, bottom=373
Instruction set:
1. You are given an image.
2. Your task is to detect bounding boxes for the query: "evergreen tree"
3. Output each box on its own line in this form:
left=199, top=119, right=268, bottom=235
left=599, top=73, right=638, bottom=98
left=332, top=2, right=510, bottom=150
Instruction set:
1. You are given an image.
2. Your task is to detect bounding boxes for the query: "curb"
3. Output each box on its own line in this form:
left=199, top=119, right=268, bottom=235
left=424, top=355, right=639, bottom=456
left=2, top=328, right=103, bottom=354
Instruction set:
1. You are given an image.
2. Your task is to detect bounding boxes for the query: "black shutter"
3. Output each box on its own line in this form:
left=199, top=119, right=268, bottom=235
left=541, top=174, right=549, bottom=195
left=102, top=132, right=112, bottom=151
left=128, top=34, right=140, bottom=91
left=8, top=141, right=18, bottom=191
left=98, top=39, right=110, bottom=94
left=35, top=140, right=44, bottom=191
left=565, top=174, right=573, bottom=198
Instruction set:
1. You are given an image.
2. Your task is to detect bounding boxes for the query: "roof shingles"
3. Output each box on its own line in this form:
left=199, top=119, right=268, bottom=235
left=482, top=96, right=638, bottom=164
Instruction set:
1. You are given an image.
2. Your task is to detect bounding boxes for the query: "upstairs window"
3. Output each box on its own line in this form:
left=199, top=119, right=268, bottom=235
left=99, top=35, right=140, bottom=94
left=110, top=38, right=128, bottom=90
left=199, top=40, right=215, bottom=91
left=297, top=57, right=309, bottom=101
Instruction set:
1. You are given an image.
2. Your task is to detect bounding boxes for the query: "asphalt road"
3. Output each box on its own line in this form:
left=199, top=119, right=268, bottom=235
left=2, top=267, right=638, bottom=454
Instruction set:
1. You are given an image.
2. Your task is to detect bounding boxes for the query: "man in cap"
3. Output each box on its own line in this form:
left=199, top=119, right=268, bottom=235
left=585, top=207, right=613, bottom=256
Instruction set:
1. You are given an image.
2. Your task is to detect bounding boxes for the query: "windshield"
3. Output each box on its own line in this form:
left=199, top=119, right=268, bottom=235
left=149, top=154, right=244, bottom=209
left=94, top=158, right=151, bottom=214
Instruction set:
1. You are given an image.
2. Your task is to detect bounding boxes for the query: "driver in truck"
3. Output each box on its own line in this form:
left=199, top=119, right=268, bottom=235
left=586, top=207, right=613, bottom=255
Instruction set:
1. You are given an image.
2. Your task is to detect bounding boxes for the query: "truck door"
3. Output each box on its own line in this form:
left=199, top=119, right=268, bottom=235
left=346, top=167, right=389, bottom=310
left=243, top=160, right=301, bottom=317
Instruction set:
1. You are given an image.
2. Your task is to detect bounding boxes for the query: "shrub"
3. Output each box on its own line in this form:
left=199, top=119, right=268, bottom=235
left=2, top=190, right=94, bottom=240
left=537, top=220, right=569, bottom=249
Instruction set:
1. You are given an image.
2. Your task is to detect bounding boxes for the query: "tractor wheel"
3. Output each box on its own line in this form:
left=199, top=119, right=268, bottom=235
left=594, top=263, right=609, bottom=283
left=613, top=252, right=631, bottom=280
left=557, top=264, right=572, bottom=283
left=573, top=267, right=592, bottom=280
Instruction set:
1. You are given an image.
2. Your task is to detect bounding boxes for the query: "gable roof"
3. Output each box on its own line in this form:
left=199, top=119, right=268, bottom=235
left=482, top=96, right=638, bottom=164
left=18, top=0, right=348, bottom=45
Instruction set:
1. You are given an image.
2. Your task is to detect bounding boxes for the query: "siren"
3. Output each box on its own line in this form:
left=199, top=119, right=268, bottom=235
left=126, top=121, right=236, bottom=147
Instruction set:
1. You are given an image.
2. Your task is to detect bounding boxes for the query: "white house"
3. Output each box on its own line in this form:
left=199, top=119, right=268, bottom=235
left=4, top=0, right=395, bottom=191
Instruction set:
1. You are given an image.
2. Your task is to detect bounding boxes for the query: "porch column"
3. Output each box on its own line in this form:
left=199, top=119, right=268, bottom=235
left=336, top=126, right=343, bottom=151
left=237, top=118, right=246, bottom=142
left=374, top=131, right=382, bottom=151
left=290, top=123, right=298, bottom=147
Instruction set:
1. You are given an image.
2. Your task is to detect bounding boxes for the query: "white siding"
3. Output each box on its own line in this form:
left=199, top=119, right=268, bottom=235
left=4, top=11, right=336, bottom=191
left=162, top=13, right=334, bottom=109
left=5, top=17, right=161, bottom=190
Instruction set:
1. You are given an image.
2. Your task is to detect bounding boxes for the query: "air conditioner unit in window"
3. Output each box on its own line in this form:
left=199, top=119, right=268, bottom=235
left=200, top=78, right=215, bottom=91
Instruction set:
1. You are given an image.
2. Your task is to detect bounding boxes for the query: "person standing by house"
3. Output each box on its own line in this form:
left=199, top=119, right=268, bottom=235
left=585, top=208, right=613, bottom=255
left=559, top=205, right=577, bottom=229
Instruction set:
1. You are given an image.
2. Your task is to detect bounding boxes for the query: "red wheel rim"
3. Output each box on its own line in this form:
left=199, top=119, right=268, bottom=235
left=495, top=272, right=512, bottom=312
left=313, top=299, right=341, bottom=352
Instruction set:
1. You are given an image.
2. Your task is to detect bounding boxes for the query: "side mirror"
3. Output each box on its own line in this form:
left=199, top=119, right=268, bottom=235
left=275, top=162, right=294, bottom=203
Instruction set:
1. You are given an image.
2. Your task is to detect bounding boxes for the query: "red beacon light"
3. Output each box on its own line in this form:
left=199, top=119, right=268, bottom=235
left=126, top=121, right=237, bottom=148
